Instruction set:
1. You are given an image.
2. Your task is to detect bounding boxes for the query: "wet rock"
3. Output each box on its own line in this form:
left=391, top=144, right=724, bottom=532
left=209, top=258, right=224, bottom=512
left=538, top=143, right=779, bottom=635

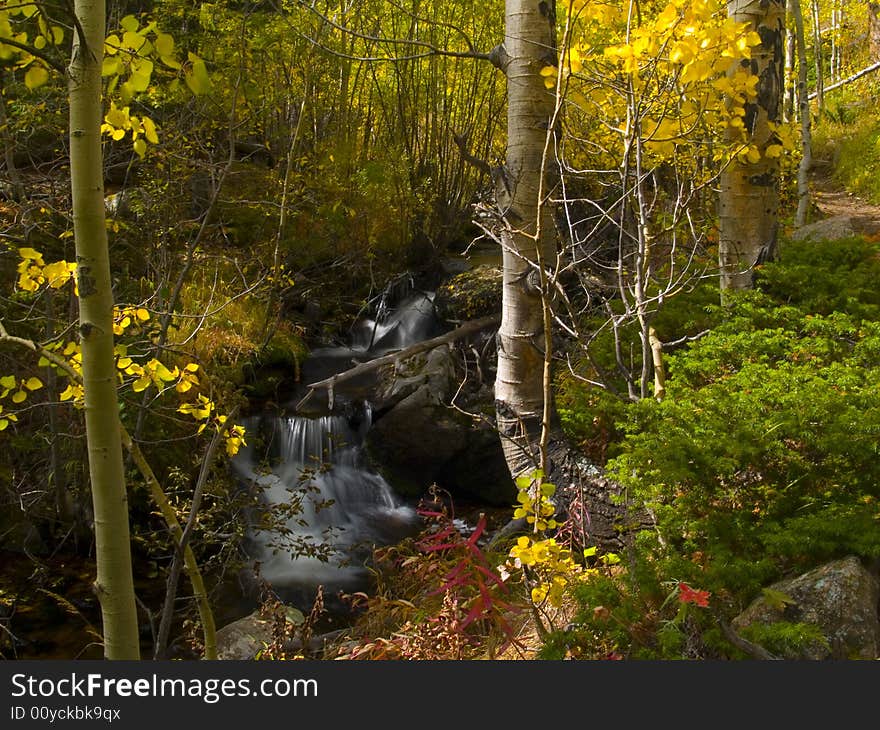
left=731, top=556, right=880, bottom=659
left=366, top=345, right=512, bottom=505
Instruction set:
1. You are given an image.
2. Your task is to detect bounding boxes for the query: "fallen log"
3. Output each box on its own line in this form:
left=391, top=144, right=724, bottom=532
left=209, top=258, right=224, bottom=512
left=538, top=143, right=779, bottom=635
left=295, top=314, right=500, bottom=412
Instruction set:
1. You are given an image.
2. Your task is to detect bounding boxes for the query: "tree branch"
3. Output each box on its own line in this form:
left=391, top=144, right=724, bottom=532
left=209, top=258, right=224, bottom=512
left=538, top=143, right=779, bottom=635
left=295, top=315, right=500, bottom=412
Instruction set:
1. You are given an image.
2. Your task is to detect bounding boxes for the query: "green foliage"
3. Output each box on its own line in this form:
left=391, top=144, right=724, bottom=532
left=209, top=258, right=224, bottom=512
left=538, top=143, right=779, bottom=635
left=738, top=621, right=830, bottom=659
left=544, top=234, right=880, bottom=658
left=812, top=79, right=880, bottom=204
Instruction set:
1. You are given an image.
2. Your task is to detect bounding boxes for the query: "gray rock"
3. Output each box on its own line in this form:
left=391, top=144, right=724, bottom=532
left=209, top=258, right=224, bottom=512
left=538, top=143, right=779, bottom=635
left=731, top=556, right=880, bottom=659
left=215, top=611, right=274, bottom=660
left=791, top=215, right=856, bottom=242
left=366, top=346, right=512, bottom=505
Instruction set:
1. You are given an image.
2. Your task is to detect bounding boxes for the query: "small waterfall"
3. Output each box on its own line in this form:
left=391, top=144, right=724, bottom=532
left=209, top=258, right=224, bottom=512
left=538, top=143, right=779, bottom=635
left=350, top=291, right=438, bottom=353
left=233, top=288, right=440, bottom=606
left=233, top=409, right=417, bottom=603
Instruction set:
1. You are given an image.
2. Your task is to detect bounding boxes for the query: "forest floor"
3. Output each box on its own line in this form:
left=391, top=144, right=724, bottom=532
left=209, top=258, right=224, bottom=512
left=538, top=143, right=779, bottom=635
left=806, top=167, right=880, bottom=238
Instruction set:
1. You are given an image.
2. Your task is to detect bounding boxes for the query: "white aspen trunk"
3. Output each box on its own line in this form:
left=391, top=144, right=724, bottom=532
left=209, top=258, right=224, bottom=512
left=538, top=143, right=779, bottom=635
left=791, top=0, right=813, bottom=227
left=784, top=32, right=796, bottom=121
left=494, top=0, right=557, bottom=478
left=718, top=0, right=786, bottom=297
left=811, top=0, right=824, bottom=112
left=69, top=0, right=140, bottom=659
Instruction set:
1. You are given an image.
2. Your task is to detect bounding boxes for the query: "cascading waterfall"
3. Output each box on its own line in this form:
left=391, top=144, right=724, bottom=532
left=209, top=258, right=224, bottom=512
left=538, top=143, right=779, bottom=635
left=232, top=289, right=437, bottom=607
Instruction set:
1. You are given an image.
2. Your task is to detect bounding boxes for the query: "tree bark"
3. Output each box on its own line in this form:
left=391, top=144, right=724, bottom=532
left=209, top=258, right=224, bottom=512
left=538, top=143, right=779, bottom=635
left=69, top=0, right=140, bottom=659
left=791, top=0, right=812, bottom=227
left=810, top=0, right=824, bottom=112
left=494, top=0, right=558, bottom=479
left=718, top=0, right=786, bottom=298
left=871, top=3, right=880, bottom=62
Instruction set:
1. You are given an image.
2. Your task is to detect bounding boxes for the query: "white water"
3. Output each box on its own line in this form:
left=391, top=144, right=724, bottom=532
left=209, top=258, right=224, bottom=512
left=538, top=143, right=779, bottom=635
left=233, top=291, right=437, bottom=603
left=233, top=411, right=417, bottom=599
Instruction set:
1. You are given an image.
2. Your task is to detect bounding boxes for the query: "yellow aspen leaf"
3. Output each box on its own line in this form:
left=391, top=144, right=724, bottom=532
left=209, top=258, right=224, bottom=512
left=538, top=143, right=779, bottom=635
left=184, top=363, right=199, bottom=372
left=0, top=419, right=8, bottom=431
left=117, top=357, right=133, bottom=369
left=135, top=308, right=150, bottom=321
left=132, top=376, right=151, bottom=392
left=0, top=375, right=15, bottom=390
left=43, top=260, right=72, bottom=288
left=24, top=65, right=49, bottom=89
left=24, top=377, right=42, bottom=390
left=102, top=56, right=122, bottom=76
left=765, top=144, right=784, bottom=158
left=112, top=128, right=126, bottom=142
left=51, top=25, right=63, bottom=44
left=155, top=33, right=174, bottom=57
left=655, top=2, right=678, bottom=29
left=18, top=247, right=43, bottom=262
left=12, top=390, right=26, bottom=403
left=34, top=34, right=46, bottom=49
left=185, top=57, right=211, bottom=95
left=141, top=117, right=158, bottom=145
left=133, top=138, right=147, bottom=158
left=151, top=361, right=178, bottom=381
left=745, top=146, right=761, bottom=164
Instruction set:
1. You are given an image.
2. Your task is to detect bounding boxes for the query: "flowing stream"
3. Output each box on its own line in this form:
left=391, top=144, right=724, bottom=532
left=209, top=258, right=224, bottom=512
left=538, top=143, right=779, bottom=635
left=231, top=290, right=438, bottom=607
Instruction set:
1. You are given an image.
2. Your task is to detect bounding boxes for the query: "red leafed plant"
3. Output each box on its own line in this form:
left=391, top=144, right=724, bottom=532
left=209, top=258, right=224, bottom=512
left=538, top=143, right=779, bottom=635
left=415, top=493, right=520, bottom=638
left=678, top=582, right=711, bottom=608
left=333, top=487, right=524, bottom=660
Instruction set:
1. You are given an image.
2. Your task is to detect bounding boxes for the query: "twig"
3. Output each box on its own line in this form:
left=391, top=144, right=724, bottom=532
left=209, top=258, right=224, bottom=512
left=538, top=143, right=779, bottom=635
left=719, top=618, right=780, bottom=660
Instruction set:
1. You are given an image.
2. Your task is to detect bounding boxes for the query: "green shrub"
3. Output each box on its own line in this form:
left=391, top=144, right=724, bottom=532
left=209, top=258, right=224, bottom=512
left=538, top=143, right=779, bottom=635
left=547, top=234, right=880, bottom=659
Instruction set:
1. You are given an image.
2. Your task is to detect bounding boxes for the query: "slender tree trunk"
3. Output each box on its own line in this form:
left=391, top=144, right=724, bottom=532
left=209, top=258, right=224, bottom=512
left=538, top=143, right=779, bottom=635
left=791, top=0, right=813, bottom=227
left=870, top=3, right=880, bottom=62
left=493, top=0, right=558, bottom=479
left=784, top=32, right=796, bottom=121
left=0, top=76, right=25, bottom=202
left=718, top=0, right=786, bottom=298
left=69, top=0, right=140, bottom=659
left=811, top=0, right=824, bottom=112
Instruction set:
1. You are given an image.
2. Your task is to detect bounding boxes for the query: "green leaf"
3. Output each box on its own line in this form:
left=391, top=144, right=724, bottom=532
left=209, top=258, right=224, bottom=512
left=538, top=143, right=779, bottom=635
left=120, top=15, right=139, bottom=33
left=102, top=56, right=121, bottom=77
left=155, top=33, right=174, bottom=57
left=184, top=57, right=211, bottom=95
left=761, top=588, right=797, bottom=611
left=129, top=70, right=151, bottom=92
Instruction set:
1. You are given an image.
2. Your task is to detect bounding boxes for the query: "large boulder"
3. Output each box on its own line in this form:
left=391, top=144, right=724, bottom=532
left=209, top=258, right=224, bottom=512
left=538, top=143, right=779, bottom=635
left=215, top=611, right=274, bottom=660
left=731, top=556, right=880, bottom=660
left=791, top=214, right=856, bottom=242
left=366, top=345, right=513, bottom=505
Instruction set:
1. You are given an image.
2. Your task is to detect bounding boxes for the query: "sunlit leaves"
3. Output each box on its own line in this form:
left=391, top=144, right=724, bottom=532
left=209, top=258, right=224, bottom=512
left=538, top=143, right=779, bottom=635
left=0, top=373, right=43, bottom=426
left=564, top=0, right=765, bottom=168
left=24, top=64, right=48, bottom=88
left=16, top=247, right=76, bottom=293
left=100, top=102, right=159, bottom=159
left=184, top=53, right=211, bottom=95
